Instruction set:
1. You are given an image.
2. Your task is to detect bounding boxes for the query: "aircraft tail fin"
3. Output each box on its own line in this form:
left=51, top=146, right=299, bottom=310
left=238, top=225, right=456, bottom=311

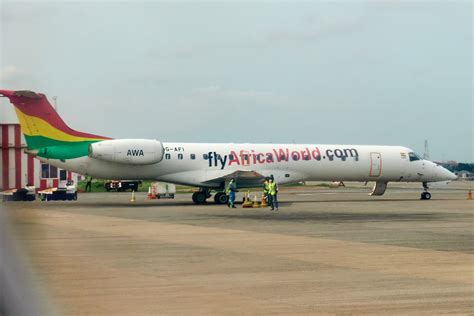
left=0, top=90, right=109, bottom=150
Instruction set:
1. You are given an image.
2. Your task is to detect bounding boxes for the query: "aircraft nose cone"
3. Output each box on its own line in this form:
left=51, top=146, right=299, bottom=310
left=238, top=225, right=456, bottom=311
left=441, top=167, right=457, bottom=181
left=447, top=170, right=457, bottom=181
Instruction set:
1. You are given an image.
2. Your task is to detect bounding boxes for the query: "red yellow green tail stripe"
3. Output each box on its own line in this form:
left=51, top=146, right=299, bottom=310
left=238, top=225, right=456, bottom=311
left=14, top=108, right=107, bottom=144
left=1, top=90, right=110, bottom=159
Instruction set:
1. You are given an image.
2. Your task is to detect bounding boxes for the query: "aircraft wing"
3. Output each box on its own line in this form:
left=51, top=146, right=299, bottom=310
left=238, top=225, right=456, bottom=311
left=203, top=170, right=266, bottom=188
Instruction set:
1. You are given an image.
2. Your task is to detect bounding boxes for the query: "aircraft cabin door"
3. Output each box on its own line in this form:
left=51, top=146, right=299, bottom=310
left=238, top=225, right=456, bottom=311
left=369, top=152, right=382, bottom=177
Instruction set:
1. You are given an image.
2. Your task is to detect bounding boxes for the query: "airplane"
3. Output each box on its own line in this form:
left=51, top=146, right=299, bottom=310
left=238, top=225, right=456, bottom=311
left=0, top=89, right=457, bottom=203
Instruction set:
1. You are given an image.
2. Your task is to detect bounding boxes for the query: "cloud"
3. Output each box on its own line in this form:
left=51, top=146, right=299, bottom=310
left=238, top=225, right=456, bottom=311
left=0, top=65, right=28, bottom=85
left=189, top=85, right=291, bottom=108
left=143, top=85, right=295, bottom=138
left=263, top=8, right=371, bottom=46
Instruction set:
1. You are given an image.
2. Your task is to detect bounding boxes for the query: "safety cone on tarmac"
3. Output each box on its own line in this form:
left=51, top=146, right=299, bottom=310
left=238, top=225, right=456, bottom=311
left=468, top=189, right=473, bottom=200
left=252, top=195, right=260, bottom=208
left=242, top=191, right=253, bottom=208
left=242, top=192, right=248, bottom=203
left=260, top=193, right=267, bottom=208
left=147, top=186, right=156, bottom=199
left=130, top=190, right=136, bottom=202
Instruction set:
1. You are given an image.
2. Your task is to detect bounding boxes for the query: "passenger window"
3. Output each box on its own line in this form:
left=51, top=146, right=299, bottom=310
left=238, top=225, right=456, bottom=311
left=203, top=154, right=208, bottom=160
left=190, top=154, right=196, bottom=160
left=178, top=154, right=183, bottom=160
left=243, top=154, right=249, bottom=161
left=165, top=153, right=171, bottom=160
left=229, top=154, right=234, bottom=160
left=408, top=152, right=421, bottom=162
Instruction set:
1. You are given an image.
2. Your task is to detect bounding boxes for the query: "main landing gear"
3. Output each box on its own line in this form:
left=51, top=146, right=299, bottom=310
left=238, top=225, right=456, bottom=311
left=420, top=182, right=432, bottom=200
left=214, top=192, right=229, bottom=205
left=192, top=188, right=229, bottom=205
left=192, top=188, right=211, bottom=204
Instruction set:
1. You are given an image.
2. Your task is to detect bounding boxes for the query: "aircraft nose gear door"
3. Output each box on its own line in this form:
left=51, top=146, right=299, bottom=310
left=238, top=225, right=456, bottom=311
left=369, top=152, right=382, bottom=177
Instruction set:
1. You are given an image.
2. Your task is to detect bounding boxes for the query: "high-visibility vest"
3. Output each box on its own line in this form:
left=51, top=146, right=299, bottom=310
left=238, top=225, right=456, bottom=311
left=268, top=182, right=277, bottom=195
left=226, top=182, right=234, bottom=195
left=263, top=181, right=269, bottom=193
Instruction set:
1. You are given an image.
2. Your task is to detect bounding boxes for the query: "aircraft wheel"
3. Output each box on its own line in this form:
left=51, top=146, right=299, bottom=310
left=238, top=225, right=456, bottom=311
left=421, top=192, right=431, bottom=200
left=192, top=192, right=207, bottom=204
left=195, top=192, right=207, bottom=204
left=214, top=192, right=228, bottom=205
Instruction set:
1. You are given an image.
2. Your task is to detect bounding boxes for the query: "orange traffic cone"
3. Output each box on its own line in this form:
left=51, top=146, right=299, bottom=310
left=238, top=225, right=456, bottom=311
left=147, top=187, right=152, bottom=199
left=147, top=186, right=156, bottom=199
left=468, top=190, right=473, bottom=200
left=260, top=193, right=267, bottom=207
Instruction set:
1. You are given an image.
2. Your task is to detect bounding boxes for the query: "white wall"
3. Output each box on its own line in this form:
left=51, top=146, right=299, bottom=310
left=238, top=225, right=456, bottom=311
left=0, top=99, right=18, bottom=124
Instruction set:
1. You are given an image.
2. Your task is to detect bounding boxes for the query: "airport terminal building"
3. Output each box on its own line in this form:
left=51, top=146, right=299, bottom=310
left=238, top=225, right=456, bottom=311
left=0, top=103, right=81, bottom=191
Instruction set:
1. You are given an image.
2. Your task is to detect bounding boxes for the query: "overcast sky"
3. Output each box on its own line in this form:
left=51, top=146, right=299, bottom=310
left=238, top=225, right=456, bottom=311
left=0, top=1, right=472, bottom=162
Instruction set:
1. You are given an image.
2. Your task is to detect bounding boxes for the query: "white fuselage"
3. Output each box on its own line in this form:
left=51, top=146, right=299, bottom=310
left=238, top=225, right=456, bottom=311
left=43, top=143, right=456, bottom=188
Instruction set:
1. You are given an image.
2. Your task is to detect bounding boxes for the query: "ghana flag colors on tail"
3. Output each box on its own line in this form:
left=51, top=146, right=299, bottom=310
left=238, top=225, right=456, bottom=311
left=0, top=90, right=110, bottom=159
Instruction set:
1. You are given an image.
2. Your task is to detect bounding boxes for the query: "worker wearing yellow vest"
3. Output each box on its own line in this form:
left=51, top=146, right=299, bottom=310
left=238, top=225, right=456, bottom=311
left=263, top=177, right=270, bottom=204
left=226, top=178, right=237, bottom=208
left=268, top=176, right=279, bottom=211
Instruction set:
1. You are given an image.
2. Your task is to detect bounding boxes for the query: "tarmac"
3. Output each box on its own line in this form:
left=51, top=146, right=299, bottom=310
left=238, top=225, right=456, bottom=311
left=1, top=182, right=473, bottom=315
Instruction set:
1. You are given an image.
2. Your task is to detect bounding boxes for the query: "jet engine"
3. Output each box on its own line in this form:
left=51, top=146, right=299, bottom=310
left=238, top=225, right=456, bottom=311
left=88, top=139, right=164, bottom=165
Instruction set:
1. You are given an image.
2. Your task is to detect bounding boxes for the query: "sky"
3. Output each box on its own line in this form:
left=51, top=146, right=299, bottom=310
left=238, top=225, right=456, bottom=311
left=0, top=0, right=472, bottom=162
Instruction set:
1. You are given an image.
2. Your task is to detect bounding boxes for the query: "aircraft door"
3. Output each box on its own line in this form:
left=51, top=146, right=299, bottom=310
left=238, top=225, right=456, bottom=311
left=369, top=152, right=382, bottom=177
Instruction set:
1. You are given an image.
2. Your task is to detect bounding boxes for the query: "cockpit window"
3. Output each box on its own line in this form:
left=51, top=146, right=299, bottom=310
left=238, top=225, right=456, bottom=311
left=408, top=152, right=421, bottom=162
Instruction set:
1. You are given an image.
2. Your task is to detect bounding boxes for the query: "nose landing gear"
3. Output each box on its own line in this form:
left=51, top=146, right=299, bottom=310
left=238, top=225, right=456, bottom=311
left=421, top=182, right=431, bottom=200
left=421, top=192, right=431, bottom=200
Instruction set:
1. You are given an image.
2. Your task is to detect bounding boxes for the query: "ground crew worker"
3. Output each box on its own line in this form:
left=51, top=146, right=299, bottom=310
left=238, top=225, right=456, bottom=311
left=85, top=176, right=92, bottom=193
left=226, top=178, right=237, bottom=208
left=268, top=177, right=279, bottom=211
left=263, top=177, right=270, bottom=204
